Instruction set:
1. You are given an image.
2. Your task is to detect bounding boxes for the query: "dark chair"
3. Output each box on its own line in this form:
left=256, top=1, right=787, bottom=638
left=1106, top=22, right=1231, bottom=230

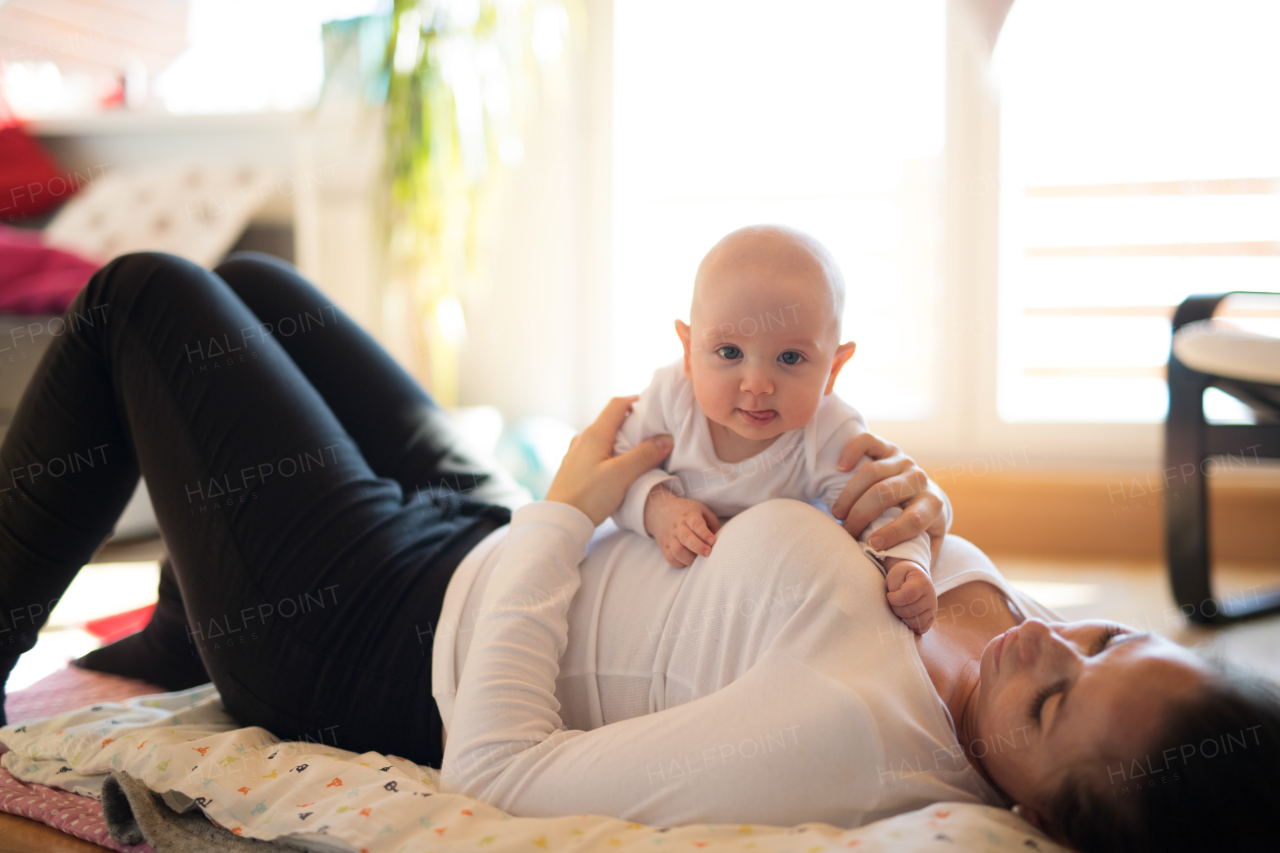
left=1166, top=292, right=1280, bottom=625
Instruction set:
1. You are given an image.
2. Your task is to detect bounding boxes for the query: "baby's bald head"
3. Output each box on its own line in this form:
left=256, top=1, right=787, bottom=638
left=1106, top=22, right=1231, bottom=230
left=691, top=225, right=845, bottom=345
left=676, top=226, right=857, bottom=439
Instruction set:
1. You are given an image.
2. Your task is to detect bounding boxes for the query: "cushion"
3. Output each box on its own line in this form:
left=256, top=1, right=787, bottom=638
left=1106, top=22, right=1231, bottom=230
left=0, top=224, right=100, bottom=314
left=0, top=125, right=68, bottom=219
left=43, top=163, right=278, bottom=269
left=1173, top=318, right=1280, bottom=385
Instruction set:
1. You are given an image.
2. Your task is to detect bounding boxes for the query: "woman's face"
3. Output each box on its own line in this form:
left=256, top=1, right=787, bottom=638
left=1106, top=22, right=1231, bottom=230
left=972, top=619, right=1211, bottom=815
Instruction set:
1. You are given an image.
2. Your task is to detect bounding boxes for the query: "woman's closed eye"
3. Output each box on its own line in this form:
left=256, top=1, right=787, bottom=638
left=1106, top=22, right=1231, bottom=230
left=1029, top=682, right=1061, bottom=723
left=1094, top=625, right=1126, bottom=655
left=716, top=345, right=742, bottom=360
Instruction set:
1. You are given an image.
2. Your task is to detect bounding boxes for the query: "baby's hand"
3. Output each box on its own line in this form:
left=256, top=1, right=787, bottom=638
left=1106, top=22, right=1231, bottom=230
left=884, top=558, right=937, bottom=635
left=643, top=485, right=720, bottom=568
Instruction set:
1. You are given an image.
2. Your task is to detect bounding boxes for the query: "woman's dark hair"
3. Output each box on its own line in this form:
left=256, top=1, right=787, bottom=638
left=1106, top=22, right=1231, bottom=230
left=1045, top=661, right=1280, bottom=852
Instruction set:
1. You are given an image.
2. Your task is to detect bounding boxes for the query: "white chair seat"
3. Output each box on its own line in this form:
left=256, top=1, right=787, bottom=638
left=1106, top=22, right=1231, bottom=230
left=1172, top=319, right=1280, bottom=385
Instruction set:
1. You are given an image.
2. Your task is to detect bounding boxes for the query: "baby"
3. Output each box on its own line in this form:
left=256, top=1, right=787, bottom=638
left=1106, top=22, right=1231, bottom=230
left=612, top=225, right=939, bottom=633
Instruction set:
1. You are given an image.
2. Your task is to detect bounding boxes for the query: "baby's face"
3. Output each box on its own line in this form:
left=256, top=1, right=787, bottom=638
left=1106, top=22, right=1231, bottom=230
left=680, top=258, right=849, bottom=443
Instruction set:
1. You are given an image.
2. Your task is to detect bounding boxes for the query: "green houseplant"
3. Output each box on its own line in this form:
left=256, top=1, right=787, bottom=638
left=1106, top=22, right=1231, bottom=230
left=381, top=0, right=568, bottom=404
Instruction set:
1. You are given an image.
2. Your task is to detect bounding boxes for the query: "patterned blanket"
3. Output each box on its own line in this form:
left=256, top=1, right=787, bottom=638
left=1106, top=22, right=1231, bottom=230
left=1, top=685, right=1072, bottom=853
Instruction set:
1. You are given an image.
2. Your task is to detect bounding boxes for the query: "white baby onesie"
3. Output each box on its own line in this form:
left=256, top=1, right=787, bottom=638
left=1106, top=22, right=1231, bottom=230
left=611, top=359, right=935, bottom=570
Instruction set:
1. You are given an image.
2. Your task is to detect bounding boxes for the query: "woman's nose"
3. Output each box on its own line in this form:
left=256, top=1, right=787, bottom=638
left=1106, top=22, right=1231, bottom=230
left=1018, top=619, right=1077, bottom=670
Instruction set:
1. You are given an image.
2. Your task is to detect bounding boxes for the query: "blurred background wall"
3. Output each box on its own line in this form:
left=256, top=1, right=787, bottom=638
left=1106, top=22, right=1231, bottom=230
left=2, top=0, right=1277, bottom=560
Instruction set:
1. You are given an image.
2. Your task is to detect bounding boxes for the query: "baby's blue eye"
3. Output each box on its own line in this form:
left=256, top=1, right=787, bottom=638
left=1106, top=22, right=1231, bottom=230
left=717, top=346, right=742, bottom=360
left=778, top=351, right=803, bottom=366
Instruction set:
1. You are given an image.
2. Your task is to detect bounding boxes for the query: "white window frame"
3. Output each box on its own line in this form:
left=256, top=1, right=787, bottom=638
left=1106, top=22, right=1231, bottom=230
left=582, top=0, right=1169, bottom=468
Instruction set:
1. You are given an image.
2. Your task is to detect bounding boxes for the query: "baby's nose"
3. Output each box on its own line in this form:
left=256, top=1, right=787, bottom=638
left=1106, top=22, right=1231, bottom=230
left=741, top=373, right=773, bottom=395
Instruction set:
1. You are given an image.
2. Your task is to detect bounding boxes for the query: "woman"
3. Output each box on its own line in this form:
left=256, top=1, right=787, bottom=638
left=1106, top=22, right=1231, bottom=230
left=0, top=254, right=1274, bottom=852
left=439, top=402, right=1280, bottom=852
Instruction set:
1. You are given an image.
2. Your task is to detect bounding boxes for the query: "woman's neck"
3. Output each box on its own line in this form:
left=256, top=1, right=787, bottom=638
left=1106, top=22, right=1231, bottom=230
left=916, top=618, right=986, bottom=740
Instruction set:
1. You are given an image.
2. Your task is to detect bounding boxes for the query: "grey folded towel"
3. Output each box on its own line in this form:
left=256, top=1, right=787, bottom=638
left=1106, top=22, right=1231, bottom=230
left=102, top=771, right=283, bottom=852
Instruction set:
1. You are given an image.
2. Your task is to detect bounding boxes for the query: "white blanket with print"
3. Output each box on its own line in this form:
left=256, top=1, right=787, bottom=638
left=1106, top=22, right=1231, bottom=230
left=0, top=686, right=1070, bottom=853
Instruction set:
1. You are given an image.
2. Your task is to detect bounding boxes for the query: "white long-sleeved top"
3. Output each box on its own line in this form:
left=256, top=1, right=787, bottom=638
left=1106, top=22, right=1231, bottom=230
left=610, top=360, right=934, bottom=570
left=434, top=499, right=1059, bottom=828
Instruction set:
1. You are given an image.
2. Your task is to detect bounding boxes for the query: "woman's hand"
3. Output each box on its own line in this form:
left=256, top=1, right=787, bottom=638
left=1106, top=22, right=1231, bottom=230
left=830, top=432, right=950, bottom=561
left=546, top=396, right=674, bottom=526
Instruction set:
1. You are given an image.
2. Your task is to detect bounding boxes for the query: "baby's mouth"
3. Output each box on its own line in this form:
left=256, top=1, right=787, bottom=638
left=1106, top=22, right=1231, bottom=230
left=737, top=409, right=778, bottom=426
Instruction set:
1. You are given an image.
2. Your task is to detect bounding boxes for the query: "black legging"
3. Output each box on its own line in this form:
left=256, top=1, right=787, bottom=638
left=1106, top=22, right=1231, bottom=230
left=0, top=252, right=521, bottom=767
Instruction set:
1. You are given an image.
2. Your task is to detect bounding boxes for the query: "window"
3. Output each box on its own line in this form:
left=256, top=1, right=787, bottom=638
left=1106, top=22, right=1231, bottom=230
left=154, top=0, right=388, bottom=114
left=0, top=0, right=387, bottom=118
left=994, top=0, right=1280, bottom=425
left=610, top=0, right=947, bottom=421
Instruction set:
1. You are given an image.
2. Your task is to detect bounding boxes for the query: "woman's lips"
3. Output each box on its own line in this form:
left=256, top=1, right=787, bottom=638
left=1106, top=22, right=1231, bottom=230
left=994, top=624, right=1022, bottom=672
left=994, top=628, right=1012, bottom=671
left=738, top=409, right=777, bottom=426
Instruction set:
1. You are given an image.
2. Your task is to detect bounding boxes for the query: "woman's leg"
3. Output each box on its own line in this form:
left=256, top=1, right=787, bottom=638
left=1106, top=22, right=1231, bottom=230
left=77, top=252, right=527, bottom=690
left=75, top=552, right=210, bottom=689
left=0, top=252, right=506, bottom=766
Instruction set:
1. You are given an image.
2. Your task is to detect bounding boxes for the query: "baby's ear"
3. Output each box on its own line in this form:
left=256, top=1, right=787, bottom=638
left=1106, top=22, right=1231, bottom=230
left=824, top=341, right=857, bottom=394
left=675, top=320, right=694, bottom=377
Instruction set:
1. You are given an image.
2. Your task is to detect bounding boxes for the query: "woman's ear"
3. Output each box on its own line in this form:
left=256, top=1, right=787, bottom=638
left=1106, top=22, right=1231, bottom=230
left=675, top=320, right=694, bottom=378
left=1014, top=804, right=1052, bottom=835
left=824, top=341, right=856, bottom=395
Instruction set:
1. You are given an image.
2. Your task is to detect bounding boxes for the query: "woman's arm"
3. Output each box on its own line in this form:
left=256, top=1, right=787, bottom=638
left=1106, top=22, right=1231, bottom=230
left=829, top=433, right=952, bottom=565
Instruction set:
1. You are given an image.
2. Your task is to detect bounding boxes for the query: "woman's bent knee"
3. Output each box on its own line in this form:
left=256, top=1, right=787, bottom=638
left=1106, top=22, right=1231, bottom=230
left=215, top=251, right=295, bottom=280
left=79, top=252, right=210, bottom=314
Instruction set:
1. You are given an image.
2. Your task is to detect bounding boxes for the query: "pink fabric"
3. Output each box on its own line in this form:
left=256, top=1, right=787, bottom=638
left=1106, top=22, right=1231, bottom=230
left=3, top=665, right=160, bottom=725
left=0, top=767, right=155, bottom=853
left=0, top=224, right=99, bottom=315
left=2, top=666, right=162, bottom=851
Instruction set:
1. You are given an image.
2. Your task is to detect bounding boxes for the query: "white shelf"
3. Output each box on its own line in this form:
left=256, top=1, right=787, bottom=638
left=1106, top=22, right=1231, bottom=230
left=27, top=109, right=305, bottom=138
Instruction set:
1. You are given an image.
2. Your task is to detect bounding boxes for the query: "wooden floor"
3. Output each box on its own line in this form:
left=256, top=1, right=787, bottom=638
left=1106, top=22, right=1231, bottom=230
left=92, top=536, right=167, bottom=564
left=0, top=814, right=115, bottom=853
